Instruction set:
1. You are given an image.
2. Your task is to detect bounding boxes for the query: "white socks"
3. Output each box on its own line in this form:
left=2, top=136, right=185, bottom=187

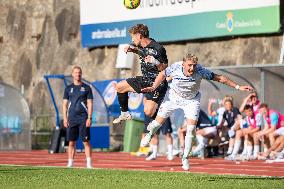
left=150, top=144, right=158, bottom=157
left=246, top=145, right=253, bottom=156
left=86, top=157, right=92, bottom=168
left=264, top=147, right=268, bottom=153
left=167, top=144, right=173, bottom=156
left=182, top=125, right=195, bottom=159
left=253, top=145, right=260, bottom=157
left=67, top=158, right=92, bottom=168
left=67, top=159, right=73, bottom=167
left=147, top=120, right=161, bottom=135
left=227, top=147, right=233, bottom=155
left=232, top=140, right=241, bottom=156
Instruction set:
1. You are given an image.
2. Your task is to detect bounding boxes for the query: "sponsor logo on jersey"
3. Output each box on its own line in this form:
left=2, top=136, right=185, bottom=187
left=152, top=91, right=159, bottom=99
left=80, top=87, right=86, bottom=92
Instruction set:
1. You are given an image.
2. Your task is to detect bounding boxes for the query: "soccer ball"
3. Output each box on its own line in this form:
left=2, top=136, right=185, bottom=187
left=124, top=0, right=140, bottom=9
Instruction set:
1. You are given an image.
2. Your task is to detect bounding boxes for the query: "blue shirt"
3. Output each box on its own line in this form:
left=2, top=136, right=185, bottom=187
left=63, top=83, right=93, bottom=123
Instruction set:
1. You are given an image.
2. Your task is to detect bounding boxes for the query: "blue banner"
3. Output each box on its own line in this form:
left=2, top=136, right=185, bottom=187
left=93, top=79, right=144, bottom=121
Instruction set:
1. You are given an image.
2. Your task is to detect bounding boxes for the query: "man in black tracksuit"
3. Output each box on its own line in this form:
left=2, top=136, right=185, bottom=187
left=63, top=66, right=93, bottom=168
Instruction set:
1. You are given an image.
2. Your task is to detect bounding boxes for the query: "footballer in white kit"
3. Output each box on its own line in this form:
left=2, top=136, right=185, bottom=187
left=140, top=53, right=253, bottom=171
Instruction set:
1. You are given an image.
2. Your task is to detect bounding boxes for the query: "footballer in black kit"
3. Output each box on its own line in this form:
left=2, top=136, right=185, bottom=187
left=126, top=39, right=168, bottom=105
left=113, top=24, right=168, bottom=124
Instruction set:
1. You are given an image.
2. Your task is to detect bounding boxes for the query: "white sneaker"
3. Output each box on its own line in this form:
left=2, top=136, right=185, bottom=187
left=67, top=162, right=73, bottom=168
left=86, top=163, right=93, bottom=169
left=235, top=154, right=244, bottom=161
left=182, top=158, right=190, bottom=171
left=140, top=133, right=152, bottom=147
left=167, top=154, right=174, bottom=161
left=224, top=155, right=236, bottom=161
left=146, top=153, right=157, bottom=161
left=248, top=155, right=257, bottom=160
left=113, top=112, right=132, bottom=124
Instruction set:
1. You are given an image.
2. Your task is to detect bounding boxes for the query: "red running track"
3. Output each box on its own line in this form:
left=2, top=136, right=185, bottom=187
left=0, top=150, right=283, bottom=177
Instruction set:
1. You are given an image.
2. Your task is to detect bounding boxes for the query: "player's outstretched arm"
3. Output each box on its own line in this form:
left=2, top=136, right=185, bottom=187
left=124, top=45, right=140, bottom=54
left=141, top=70, right=166, bottom=92
left=213, top=74, right=254, bottom=92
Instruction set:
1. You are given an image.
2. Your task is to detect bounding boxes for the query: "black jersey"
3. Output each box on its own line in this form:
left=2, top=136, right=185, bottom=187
left=136, top=39, right=168, bottom=83
left=222, top=107, right=241, bottom=128
left=63, top=83, right=93, bottom=123
left=196, top=110, right=213, bottom=129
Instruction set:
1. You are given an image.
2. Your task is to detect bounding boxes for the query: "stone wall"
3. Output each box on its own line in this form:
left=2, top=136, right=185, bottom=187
left=0, top=0, right=283, bottom=148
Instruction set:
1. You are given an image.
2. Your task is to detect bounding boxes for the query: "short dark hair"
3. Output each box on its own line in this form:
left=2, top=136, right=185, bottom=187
left=244, top=104, right=253, bottom=111
left=260, top=103, right=268, bottom=109
left=128, top=24, right=149, bottom=38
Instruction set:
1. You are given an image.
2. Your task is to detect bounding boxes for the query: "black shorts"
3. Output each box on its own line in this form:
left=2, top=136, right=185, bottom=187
left=67, top=121, right=90, bottom=142
left=144, top=117, right=172, bottom=135
left=126, top=76, right=168, bottom=105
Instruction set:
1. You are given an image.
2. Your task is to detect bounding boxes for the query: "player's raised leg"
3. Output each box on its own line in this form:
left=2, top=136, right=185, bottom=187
left=141, top=99, right=174, bottom=147
left=140, top=116, right=165, bottom=147
left=113, top=80, right=136, bottom=124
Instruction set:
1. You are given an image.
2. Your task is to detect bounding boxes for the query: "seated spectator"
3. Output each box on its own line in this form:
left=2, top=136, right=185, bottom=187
left=239, top=92, right=261, bottom=114
left=217, top=98, right=242, bottom=155
left=225, top=105, right=262, bottom=160
left=208, top=98, right=225, bottom=126
left=253, top=103, right=282, bottom=154
left=268, top=113, right=284, bottom=147
left=258, top=135, right=284, bottom=160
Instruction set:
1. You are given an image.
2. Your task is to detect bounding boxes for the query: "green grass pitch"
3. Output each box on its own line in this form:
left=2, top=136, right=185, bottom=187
left=0, top=165, right=282, bottom=189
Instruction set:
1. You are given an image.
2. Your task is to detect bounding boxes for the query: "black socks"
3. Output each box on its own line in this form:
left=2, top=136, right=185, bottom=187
left=117, top=92, right=129, bottom=112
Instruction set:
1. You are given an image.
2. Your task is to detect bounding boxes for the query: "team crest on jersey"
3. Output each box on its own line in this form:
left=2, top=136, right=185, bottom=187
left=80, top=87, right=86, bottom=92
left=147, top=48, right=157, bottom=56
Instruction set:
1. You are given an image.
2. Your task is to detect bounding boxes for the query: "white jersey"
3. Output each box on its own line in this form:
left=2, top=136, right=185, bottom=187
left=164, top=61, right=215, bottom=99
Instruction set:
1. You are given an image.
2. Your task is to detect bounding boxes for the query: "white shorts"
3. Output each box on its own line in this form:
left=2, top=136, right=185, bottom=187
left=275, top=127, right=284, bottom=136
left=203, top=126, right=217, bottom=136
left=157, top=89, right=201, bottom=121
